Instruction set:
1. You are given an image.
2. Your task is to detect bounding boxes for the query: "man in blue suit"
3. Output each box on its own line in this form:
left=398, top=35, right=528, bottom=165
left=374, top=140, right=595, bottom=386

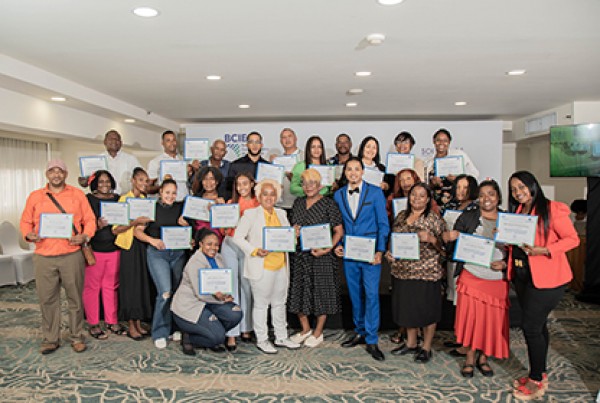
left=334, top=157, right=390, bottom=361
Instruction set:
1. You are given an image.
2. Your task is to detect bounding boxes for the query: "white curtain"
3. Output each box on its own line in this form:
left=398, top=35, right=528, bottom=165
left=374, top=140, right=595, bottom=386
left=0, top=137, right=48, bottom=229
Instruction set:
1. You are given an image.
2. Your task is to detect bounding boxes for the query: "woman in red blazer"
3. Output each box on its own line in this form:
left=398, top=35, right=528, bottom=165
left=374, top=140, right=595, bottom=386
left=507, top=171, right=579, bottom=401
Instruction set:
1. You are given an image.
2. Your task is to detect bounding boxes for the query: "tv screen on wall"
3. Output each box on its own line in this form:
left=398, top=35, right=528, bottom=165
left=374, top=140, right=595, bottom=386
left=550, top=123, right=600, bottom=177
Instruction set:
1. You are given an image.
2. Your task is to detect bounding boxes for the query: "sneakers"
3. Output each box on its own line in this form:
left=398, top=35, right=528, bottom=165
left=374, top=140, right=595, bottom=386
left=304, top=334, right=324, bottom=348
left=290, top=331, right=312, bottom=344
left=154, top=338, right=167, bottom=349
left=170, top=331, right=182, bottom=342
left=274, top=338, right=301, bottom=349
left=256, top=340, right=278, bottom=354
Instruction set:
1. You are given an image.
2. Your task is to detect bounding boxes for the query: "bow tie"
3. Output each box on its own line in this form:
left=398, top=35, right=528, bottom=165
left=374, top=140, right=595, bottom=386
left=349, top=188, right=360, bottom=195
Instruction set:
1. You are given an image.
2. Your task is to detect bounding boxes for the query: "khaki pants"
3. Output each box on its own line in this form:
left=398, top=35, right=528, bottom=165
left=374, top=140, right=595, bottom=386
left=33, top=251, right=85, bottom=344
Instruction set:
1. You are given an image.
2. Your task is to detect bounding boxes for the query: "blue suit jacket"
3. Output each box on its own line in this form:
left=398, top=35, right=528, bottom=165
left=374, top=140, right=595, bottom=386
left=334, top=182, right=390, bottom=253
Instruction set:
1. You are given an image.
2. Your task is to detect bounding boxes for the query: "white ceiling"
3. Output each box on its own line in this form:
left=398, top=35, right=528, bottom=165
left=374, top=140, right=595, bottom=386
left=1, top=0, right=599, bottom=124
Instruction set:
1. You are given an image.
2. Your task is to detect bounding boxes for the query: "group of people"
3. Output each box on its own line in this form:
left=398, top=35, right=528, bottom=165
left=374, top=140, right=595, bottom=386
left=19, top=127, right=579, bottom=401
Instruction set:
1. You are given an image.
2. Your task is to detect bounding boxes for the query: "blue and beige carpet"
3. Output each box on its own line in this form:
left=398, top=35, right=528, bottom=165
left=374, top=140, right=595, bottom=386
left=0, top=283, right=599, bottom=402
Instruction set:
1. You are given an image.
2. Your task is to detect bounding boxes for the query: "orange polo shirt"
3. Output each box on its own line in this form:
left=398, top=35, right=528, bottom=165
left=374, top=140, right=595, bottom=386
left=20, top=184, right=97, bottom=256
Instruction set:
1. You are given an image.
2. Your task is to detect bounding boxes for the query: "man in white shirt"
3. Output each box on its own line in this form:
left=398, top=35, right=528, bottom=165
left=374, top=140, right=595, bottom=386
left=269, top=128, right=303, bottom=213
left=78, top=130, right=141, bottom=195
left=147, top=130, right=188, bottom=201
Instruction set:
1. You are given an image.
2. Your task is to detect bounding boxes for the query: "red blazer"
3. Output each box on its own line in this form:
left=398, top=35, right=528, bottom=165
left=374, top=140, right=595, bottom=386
left=507, top=200, right=579, bottom=289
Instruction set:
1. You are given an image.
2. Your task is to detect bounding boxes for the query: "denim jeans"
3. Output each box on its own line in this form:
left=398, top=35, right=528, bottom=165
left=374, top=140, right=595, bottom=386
left=146, top=245, right=186, bottom=340
left=173, top=302, right=242, bottom=348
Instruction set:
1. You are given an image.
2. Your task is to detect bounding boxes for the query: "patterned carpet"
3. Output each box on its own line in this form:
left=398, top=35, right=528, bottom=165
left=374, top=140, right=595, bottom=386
left=0, top=283, right=599, bottom=402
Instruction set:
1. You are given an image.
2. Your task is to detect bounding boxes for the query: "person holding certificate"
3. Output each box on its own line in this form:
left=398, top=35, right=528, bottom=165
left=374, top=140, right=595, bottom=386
left=269, top=128, right=303, bottom=215
left=356, top=136, right=394, bottom=197
left=506, top=171, right=579, bottom=401
left=220, top=172, right=260, bottom=346
left=133, top=179, right=191, bottom=350
left=386, top=168, right=441, bottom=225
left=443, top=180, right=509, bottom=378
left=83, top=170, right=125, bottom=339
left=290, top=135, right=331, bottom=198
left=232, top=179, right=301, bottom=354
left=392, top=131, right=425, bottom=181
left=171, top=229, right=243, bottom=355
left=384, top=183, right=445, bottom=364
left=333, top=157, right=389, bottom=361
left=115, top=167, right=155, bottom=341
left=288, top=169, right=344, bottom=348
left=191, top=166, right=226, bottom=245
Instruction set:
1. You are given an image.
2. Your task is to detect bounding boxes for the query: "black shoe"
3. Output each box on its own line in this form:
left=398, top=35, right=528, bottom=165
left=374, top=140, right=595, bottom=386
left=341, top=333, right=366, bottom=348
left=449, top=348, right=467, bottom=357
left=366, top=344, right=385, bottom=361
left=391, top=344, right=420, bottom=356
left=444, top=341, right=462, bottom=348
left=181, top=333, right=195, bottom=356
left=226, top=343, right=237, bottom=352
left=461, top=363, right=475, bottom=378
left=209, top=345, right=226, bottom=353
left=476, top=355, right=494, bottom=377
left=414, top=349, right=432, bottom=363
left=240, top=334, right=254, bottom=343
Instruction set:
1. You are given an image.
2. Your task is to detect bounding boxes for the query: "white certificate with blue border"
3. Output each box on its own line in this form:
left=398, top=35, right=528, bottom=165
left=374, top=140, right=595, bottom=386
left=344, top=235, right=376, bottom=263
left=198, top=268, right=233, bottom=295
left=300, top=224, right=333, bottom=251
left=256, top=162, right=284, bottom=184
left=184, top=138, right=210, bottom=161
left=79, top=156, right=108, bottom=177
left=100, top=202, right=129, bottom=225
left=443, top=209, right=462, bottom=230
left=386, top=153, right=415, bottom=175
left=390, top=233, right=420, bottom=260
left=273, top=155, right=297, bottom=172
left=182, top=196, right=212, bottom=222
left=363, top=167, right=384, bottom=186
left=127, top=198, right=156, bottom=220
left=334, top=165, right=344, bottom=180
left=434, top=156, right=464, bottom=177
left=308, top=165, right=335, bottom=186
left=39, top=213, right=73, bottom=238
left=160, top=160, right=188, bottom=182
left=161, top=226, right=192, bottom=250
left=454, top=233, right=495, bottom=267
left=392, top=198, right=408, bottom=217
left=494, top=212, right=538, bottom=246
left=210, top=203, right=240, bottom=228
left=263, top=226, right=295, bottom=252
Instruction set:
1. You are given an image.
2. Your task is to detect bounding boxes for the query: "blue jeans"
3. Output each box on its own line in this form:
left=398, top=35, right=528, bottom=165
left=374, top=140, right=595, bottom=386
left=146, top=246, right=186, bottom=340
left=173, top=302, right=242, bottom=348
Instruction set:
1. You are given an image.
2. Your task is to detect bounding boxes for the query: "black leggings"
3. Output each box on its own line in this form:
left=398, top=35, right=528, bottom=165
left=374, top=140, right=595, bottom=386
left=514, top=277, right=566, bottom=381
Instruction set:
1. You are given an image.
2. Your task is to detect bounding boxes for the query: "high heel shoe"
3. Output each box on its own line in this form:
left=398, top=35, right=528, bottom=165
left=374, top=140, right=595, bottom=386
left=460, top=363, right=474, bottom=378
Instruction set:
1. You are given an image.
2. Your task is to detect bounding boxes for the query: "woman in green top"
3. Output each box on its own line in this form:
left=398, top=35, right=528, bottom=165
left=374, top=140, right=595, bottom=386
left=290, top=135, right=331, bottom=197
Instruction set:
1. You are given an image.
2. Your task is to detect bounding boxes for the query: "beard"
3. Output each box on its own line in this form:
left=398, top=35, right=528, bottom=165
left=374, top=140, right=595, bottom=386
left=247, top=147, right=262, bottom=157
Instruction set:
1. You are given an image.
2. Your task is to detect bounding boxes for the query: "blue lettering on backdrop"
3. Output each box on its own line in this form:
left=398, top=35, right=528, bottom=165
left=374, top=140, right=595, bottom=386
left=224, top=133, right=248, bottom=159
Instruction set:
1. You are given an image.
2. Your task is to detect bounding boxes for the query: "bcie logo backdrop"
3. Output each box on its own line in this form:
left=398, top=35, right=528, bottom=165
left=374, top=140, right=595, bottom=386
left=224, top=133, right=248, bottom=159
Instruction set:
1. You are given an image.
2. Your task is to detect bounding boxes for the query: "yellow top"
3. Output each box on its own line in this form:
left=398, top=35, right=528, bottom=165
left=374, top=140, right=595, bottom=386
left=263, top=209, right=285, bottom=271
left=114, top=191, right=143, bottom=250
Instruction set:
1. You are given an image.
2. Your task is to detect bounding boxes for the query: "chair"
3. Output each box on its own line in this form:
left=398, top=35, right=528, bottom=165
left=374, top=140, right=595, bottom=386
left=0, top=221, right=34, bottom=284
left=0, top=255, right=17, bottom=286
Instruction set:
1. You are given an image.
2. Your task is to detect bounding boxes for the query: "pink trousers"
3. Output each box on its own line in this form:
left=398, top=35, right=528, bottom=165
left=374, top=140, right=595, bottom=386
left=82, top=251, right=120, bottom=325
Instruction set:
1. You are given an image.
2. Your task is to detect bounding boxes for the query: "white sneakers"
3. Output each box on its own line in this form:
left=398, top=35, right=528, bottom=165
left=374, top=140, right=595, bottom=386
left=304, top=334, right=324, bottom=348
left=274, top=338, right=301, bottom=349
left=170, top=331, right=182, bottom=342
left=290, top=331, right=312, bottom=344
left=154, top=338, right=167, bottom=349
left=257, top=340, right=278, bottom=354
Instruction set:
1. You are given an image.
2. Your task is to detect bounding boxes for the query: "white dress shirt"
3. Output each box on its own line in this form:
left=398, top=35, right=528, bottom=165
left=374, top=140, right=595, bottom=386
left=347, top=181, right=364, bottom=219
left=147, top=152, right=188, bottom=201
left=102, top=150, right=140, bottom=195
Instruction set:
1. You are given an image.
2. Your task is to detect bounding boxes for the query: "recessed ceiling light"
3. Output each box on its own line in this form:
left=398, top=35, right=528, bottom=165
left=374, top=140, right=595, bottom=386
left=355, top=71, right=372, bottom=77
left=206, top=75, right=222, bottom=80
left=133, top=7, right=159, bottom=18
left=506, top=69, right=526, bottom=76
left=238, top=104, right=250, bottom=109
left=454, top=101, right=467, bottom=106
left=377, top=0, right=404, bottom=5
left=51, top=96, right=66, bottom=102
left=124, top=118, right=136, bottom=123
left=346, top=102, right=358, bottom=107
left=347, top=89, right=364, bottom=95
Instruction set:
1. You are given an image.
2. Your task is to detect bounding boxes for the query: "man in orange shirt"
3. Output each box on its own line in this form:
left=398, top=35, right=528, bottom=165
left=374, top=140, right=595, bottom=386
left=20, top=159, right=97, bottom=354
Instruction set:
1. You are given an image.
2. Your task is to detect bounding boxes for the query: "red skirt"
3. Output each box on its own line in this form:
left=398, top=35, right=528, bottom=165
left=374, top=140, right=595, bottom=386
left=455, top=270, right=510, bottom=359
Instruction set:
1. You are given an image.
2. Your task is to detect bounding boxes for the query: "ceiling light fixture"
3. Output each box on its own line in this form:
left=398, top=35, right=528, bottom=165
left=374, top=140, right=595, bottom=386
left=133, top=7, right=159, bottom=17
left=454, top=101, right=467, bottom=106
left=366, top=33, right=386, bottom=45
left=124, top=118, right=136, bottom=123
left=51, top=96, right=66, bottom=102
left=206, top=75, right=222, bottom=80
left=506, top=69, right=526, bottom=76
left=346, top=102, right=358, bottom=107
left=355, top=71, right=372, bottom=77
left=238, top=104, right=250, bottom=109
left=377, top=0, right=404, bottom=5
left=347, top=89, right=364, bottom=95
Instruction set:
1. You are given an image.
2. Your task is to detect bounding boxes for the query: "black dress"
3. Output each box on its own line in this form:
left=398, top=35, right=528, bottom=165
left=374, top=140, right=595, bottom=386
left=288, top=196, right=342, bottom=316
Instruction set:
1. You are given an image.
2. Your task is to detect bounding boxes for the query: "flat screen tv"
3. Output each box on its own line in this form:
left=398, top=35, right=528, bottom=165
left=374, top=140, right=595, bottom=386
left=550, top=123, right=600, bottom=177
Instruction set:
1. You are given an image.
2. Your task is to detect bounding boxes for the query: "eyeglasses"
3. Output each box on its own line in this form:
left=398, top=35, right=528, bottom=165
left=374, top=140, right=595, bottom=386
left=247, top=140, right=262, bottom=145
left=301, top=180, right=320, bottom=188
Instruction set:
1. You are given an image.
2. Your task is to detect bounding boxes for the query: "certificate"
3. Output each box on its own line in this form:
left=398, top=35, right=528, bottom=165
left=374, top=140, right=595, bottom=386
left=434, top=156, right=465, bottom=177
left=210, top=203, right=240, bottom=228
left=263, top=226, right=295, bottom=252
left=184, top=138, right=210, bottom=161
left=182, top=196, right=212, bottom=222
left=344, top=235, right=376, bottom=263
left=386, top=153, right=415, bottom=175
left=198, top=268, right=233, bottom=295
left=443, top=210, right=462, bottom=230
left=39, top=213, right=73, bottom=239
left=334, top=165, right=344, bottom=180
left=453, top=233, right=495, bottom=267
left=390, top=233, right=420, bottom=260
left=161, top=226, right=192, bottom=250
left=79, top=156, right=108, bottom=177
left=160, top=160, right=188, bottom=182
left=300, top=224, right=333, bottom=251
left=100, top=202, right=129, bottom=225
left=308, top=165, right=335, bottom=186
left=256, top=162, right=285, bottom=184
left=273, top=155, right=297, bottom=172
left=363, top=167, right=384, bottom=186
left=494, top=212, right=538, bottom=246
left=127, top=198, right=156, bottom=220
left=392, top=198, right=408, bottom=217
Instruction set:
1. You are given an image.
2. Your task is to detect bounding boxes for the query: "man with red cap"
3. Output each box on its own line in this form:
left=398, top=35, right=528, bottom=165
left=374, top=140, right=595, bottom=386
left=20, top=159, right=97, bottom=354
